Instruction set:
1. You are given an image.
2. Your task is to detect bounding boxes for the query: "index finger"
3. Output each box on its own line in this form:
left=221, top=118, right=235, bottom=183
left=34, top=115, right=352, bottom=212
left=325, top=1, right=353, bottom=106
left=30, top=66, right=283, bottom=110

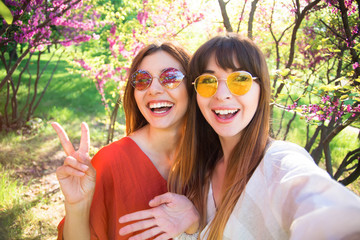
left=79, top=122, right=90, bottom=154
left=119, top=209, right=154, bottom=223
left=51, top=122, right=76, bottom=156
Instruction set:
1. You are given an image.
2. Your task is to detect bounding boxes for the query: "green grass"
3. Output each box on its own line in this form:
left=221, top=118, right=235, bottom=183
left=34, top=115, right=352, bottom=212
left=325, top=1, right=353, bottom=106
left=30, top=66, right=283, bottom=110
left=0, top=167, right=23, bottom=211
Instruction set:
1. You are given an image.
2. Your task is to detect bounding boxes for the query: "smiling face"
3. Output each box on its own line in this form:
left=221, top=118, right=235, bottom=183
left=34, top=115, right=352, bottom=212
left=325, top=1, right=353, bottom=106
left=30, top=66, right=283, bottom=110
left=134, top=50, right=188, bottom=130
left=196, top=54, right=260, bottom=141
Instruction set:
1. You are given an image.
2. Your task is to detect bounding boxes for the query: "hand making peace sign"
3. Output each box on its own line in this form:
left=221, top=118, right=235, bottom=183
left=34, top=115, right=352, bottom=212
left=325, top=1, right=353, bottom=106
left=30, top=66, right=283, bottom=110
left=52, top=122, right=96, bottom=205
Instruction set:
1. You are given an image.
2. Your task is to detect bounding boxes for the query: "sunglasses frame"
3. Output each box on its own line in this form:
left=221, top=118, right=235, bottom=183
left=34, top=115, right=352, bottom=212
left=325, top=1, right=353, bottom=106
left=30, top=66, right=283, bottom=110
left=130, top=67, right=185, bottom=91
left=193, top=71, right=258, bottom=98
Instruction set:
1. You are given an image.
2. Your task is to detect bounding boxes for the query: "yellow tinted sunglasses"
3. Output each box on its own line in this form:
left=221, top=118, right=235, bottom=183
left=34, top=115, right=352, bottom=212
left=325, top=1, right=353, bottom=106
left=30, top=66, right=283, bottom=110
left=193, top=71, right=258, bottom=98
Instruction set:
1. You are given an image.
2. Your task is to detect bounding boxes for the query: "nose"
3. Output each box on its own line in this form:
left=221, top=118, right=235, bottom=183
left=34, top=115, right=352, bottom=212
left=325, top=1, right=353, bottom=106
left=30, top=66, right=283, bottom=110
left=214, top=79, right=232, bottom=101
left=147, top=77, right=164, bottom=95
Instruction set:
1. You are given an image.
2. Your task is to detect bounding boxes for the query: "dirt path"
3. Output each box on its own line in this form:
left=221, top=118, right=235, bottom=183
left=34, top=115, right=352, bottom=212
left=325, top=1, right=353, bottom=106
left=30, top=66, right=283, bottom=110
left=16, top=150, right=66, bottom=239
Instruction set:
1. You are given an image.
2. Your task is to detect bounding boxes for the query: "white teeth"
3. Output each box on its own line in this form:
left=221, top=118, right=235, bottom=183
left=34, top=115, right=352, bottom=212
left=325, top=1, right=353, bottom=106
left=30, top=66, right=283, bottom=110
left=214, top=109, right=238, bottom=115
left=149, top=102, right=174, bottom=109
left=154, top=109, right=167, bottom=114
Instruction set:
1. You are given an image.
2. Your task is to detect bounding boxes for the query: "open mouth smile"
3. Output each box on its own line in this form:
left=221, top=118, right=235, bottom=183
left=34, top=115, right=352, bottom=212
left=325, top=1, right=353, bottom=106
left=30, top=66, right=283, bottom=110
left=213, top=109, right=239, bottom=120
left=148, top=102, right=174, bottom=114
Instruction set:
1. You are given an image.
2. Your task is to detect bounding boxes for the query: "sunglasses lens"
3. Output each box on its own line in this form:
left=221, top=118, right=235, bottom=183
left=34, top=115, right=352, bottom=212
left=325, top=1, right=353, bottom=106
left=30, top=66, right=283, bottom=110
left=160, top=68, right=184, bottom=89
left=131, top=70, right=152, bottom=90
left=195, top=75, right=217, bottom=97
left=227, top=72, right=253, bottom=95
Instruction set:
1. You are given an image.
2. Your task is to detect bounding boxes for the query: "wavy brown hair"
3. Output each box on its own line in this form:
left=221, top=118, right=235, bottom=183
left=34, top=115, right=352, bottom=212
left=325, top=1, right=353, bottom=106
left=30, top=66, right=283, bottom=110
left=123, top=42, right=192, bottom=135
left=168, top=33, right=271, bottom=239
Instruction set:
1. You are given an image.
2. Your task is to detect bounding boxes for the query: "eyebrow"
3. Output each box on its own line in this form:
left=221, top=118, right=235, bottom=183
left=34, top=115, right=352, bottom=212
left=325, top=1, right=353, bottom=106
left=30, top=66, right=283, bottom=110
left=203, top=70, right=215, bottom=74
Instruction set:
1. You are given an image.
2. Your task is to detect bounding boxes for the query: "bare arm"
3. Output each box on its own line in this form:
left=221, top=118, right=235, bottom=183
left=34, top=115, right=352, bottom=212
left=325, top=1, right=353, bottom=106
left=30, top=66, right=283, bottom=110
left=52, top=122, right=96, bottom=240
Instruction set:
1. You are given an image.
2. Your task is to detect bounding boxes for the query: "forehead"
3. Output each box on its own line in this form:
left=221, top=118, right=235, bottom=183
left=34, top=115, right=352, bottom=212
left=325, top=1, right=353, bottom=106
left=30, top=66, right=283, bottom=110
left=205, top=53, right=241, bottom=71
left=138, top=50, right=183, bottom=73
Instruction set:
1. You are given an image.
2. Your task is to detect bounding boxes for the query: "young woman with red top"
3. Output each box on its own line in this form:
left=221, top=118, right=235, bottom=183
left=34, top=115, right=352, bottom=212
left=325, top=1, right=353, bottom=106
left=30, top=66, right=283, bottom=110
left=52, top=42, right=200, bottom=240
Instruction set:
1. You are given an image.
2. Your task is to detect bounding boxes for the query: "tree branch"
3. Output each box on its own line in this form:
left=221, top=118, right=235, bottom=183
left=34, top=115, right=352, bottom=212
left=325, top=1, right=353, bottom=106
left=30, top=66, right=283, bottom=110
left=32, top=50, right=64, bottom=115
left=334, top=147, right=360, bottom=180
left=319, top=19, right=346, bottom=41
left=236, top=1, right=247, bottom=33
left=274, top=0, right=322, bottom=99
left=248, top=0, right=259, bottom=39
left=338, top=0, right=360, bottom=78
left=218, top=0, right=233, bottom=32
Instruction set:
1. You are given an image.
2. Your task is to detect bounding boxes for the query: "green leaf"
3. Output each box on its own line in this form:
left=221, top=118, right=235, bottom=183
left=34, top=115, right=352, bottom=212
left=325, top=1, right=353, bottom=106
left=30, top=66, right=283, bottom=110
left=340, top=94, right=349, bottom=100
left=279, top=68, right=290, bottom=77
left=0, top=0, right=13, bottom=24
left=295, top=107, right=303, bottom=112
left=321, top=38, right=329, bottom=42
left=349, top=92, right=360, bottom=97
left=344, top=99, right=354, bottom=105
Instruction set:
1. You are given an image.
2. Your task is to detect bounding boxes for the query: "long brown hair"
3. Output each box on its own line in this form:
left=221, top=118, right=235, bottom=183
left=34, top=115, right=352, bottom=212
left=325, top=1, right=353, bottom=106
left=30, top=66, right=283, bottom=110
left=123, top=42, right=191, bottom=135
left=168, top=33, right=271, bottom=238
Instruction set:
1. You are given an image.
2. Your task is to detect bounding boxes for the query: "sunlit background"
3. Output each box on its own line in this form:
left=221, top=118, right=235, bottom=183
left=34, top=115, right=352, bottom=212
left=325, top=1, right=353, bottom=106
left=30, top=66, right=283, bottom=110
left=1, top=0, right=359, bottom=238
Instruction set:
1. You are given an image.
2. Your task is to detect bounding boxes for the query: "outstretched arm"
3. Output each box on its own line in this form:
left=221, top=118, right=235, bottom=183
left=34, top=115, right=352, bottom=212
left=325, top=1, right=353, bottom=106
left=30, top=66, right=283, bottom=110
left=52, top=122, right=96, bottom=240
left=119, top=192, right=199, bottom=240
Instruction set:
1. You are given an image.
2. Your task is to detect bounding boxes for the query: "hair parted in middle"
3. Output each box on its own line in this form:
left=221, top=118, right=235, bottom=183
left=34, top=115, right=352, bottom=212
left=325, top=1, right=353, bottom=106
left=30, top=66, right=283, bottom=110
left=122, top=42, right=192, bottom=136
left=168, top=33, right=271, bottom=239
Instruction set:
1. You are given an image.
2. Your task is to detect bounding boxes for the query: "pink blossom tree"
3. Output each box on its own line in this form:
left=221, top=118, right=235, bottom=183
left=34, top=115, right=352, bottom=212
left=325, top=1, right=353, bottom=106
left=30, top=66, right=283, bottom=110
left=0, top=0, right=98, bottom=131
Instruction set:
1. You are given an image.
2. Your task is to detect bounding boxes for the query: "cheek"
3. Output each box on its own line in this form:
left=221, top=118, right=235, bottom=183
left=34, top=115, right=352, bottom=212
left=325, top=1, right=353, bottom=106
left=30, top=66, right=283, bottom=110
left=134, top=91, right=143, bottom=108
left=196, top=94, right=203, bottom=110
left=247, top=86, right=261, bottom=115
left=174, top=84, right=189, bottom=106
left=196, top=94, right=209, bottom=116
left=249, top=83, right=260, bottom=103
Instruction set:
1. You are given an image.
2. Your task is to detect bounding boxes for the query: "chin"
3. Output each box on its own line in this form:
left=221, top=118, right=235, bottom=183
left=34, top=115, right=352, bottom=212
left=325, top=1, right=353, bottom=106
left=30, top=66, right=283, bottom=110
left=214, top=129, right=242, bottom=139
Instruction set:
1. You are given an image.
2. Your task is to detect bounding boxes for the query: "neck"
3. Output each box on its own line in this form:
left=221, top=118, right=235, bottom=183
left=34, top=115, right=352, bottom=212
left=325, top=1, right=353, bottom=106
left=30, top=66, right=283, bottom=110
left=146, top=124, right=182, bottom=163
left=218, top=134, right=241, bottom=165
left=130, top=123, right=183, bottom=180
left=210, top=134, right=240, bottom=207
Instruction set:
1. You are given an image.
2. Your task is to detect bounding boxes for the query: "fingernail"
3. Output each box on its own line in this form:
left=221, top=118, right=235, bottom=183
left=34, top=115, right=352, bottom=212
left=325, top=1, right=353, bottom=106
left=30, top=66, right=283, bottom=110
left=81, top=165, right=89, bottom=171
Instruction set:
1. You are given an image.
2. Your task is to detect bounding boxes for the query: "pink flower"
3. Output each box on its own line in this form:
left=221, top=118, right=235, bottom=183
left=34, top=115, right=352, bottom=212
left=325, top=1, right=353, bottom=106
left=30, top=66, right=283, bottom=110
left=353, top=62, right=359, bottom=69
left=110, top=25, right=116, bottom=35
left=346, top=105, right=352, bottom=112
left=137, top=11, right=148, bottom=26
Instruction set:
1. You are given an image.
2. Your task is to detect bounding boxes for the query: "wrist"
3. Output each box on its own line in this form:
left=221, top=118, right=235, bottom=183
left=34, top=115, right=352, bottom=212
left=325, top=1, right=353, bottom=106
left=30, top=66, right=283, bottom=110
left=63, top=197, right=93, bottom=240
left=65, top=196, right=93, bottom=215
left=185, top=206, right=200, bottom=234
